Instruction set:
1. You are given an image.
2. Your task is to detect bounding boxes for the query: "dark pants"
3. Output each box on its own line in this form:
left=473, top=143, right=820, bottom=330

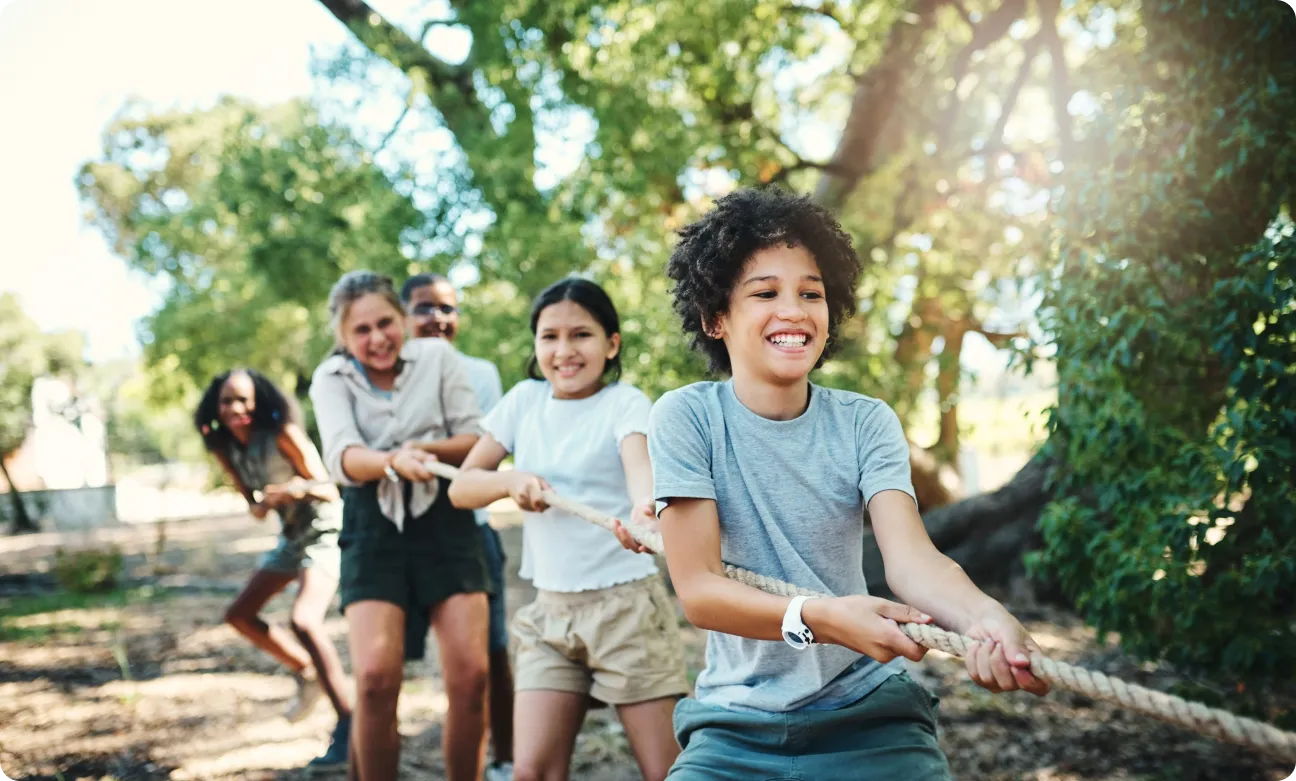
left=337, top=481, right=489, bottom=662
left=668, top=672, right=952, bottom=780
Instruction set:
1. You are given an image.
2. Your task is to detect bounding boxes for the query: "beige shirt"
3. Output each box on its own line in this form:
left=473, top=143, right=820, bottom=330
left=310, top=338, right=482, bottom=531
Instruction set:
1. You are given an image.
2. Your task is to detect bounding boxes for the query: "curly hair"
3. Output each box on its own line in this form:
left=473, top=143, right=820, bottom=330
left=193, top=369, right=300, bottom=455
left=666, top=187, right=862, bottom=374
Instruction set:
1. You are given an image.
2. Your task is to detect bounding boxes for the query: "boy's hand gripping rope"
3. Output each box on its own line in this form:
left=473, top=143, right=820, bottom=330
left=417, top=461, right=1295, bottom=761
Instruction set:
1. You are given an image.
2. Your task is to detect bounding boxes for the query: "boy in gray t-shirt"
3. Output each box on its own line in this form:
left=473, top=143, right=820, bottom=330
left=649, top=188, right=1049, bottom=780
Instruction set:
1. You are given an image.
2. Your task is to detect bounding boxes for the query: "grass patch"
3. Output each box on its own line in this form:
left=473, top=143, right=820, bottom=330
left=0, top=586, right=167, bottom=642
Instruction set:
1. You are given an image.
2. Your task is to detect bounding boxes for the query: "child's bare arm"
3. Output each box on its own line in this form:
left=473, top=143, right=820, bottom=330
left=870, top=489, right=1049, bottom=695
left=660, top=497, right=930, bottom=661
left=448, top=433, right=551, bottom=514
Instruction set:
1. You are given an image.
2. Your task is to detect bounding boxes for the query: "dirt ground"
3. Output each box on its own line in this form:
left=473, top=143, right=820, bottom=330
left=0, top=514, right=1291, bottom=781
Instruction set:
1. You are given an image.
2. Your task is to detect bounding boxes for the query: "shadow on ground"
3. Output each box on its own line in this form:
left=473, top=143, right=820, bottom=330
left=1, top=514, right=1291, bottom=781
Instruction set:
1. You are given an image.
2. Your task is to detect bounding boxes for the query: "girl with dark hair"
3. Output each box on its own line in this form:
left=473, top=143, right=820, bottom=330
left=310, top=270, right=490, bottom=781
left=450, top=276, right=689, bottom=781
left=194, top=369, right=352, bottom=770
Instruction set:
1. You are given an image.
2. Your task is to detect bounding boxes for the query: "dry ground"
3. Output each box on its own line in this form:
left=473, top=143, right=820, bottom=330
left=0, top=514, right=1291, bottom=781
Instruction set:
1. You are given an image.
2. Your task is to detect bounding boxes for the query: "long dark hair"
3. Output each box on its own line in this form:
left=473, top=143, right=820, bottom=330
left=525, top=277, right=623, bottom=383
left=193, top=369, right=299, bottom=454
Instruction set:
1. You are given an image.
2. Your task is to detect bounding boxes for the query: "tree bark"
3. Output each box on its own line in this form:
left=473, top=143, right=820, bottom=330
left=865, top=454, right=1051, bottom=596
left=814, top=0, right=945, bottom=210
left=0, top=457, right=37, bottom=534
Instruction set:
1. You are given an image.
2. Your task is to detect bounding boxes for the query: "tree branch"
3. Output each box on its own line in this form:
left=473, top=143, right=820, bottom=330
left=316, top=0, right=485, bottom=141
left=762, top=157, right=853, bottom=185
left=975, top=327, right=1027, bottom=347
left=375, top=86, right=417, bottom=154
left=1037, top=0, right=1076, bottom=157
left=984, top=34, right=1043, bottom=158
left=936, top=0, right=1029, bottom=151
left=418, top=16, right=455, bottom=44
left=815, top=0, right=945, bottom=209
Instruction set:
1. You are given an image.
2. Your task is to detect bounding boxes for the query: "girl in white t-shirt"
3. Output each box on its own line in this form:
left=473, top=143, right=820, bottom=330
left=450, top=277, right=689, bottom=781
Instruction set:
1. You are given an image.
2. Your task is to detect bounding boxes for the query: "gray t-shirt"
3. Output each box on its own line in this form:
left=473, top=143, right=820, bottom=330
left=648, top=380, right=916, bottom=713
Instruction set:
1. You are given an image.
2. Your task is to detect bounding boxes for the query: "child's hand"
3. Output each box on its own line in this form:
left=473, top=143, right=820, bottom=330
left=962, top=605, right=1050, bottom=696
left=613, top=502, right=657, bottom=554
left=260, top=478, right=304, bottom=508
left=508, top=472, right=551, bottom=512
left=391, top=446, right=437, bottom=483
left=249, top=501, right=270, bottom=521
left=803, top=595, right=933, bottom=663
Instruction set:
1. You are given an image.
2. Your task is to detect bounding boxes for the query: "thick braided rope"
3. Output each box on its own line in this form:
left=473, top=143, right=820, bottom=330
left=422, top=462, right=1296, bottom=761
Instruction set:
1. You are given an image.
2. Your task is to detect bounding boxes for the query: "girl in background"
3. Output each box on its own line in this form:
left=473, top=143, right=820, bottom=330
left=195, top=368, right=351, bottom=770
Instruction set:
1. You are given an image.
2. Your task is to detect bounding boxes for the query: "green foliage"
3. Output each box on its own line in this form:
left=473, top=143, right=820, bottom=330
left=314, top=0, right=1060, bottom=431
left=54, top=545, right=124, bottom=594
left=78, top=98, right=452, bottom=405
left=0, top=586, right=162, bottom=642
left=1032, top=0, right=1296, bottom=696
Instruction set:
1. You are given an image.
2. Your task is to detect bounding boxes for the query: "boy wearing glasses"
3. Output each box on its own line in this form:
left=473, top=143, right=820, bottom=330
left=402, top=273, right=515, bottom=781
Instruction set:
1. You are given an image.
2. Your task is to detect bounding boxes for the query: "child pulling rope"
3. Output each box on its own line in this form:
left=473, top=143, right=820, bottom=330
left=282, top=463, right=1296, bottom=761
left=421, top=461, right=1296, bottom=762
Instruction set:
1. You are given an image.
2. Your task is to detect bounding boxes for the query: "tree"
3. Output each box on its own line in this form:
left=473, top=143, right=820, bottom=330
left=78, top=98, right=454, bottom=404
left=1028, top=0, right=1296, bottom=697
left=0, top=294, right=84, bottom=532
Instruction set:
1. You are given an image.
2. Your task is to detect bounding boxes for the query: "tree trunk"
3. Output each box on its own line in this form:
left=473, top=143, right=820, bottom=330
left=0, top=457, right=37, bottom=534
left=865, top=454, right=1051, bottom=596
left=814, top=0, right=944, bottom=210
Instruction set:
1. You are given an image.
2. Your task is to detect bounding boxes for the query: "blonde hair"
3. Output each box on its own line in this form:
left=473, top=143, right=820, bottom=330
left=328, top=270, right=405, bottom=349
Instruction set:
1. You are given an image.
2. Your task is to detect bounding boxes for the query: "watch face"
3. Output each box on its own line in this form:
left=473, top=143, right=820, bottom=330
left=784, top=630, right=806, bottom=647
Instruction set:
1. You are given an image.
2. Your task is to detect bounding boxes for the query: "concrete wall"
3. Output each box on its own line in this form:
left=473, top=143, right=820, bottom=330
left=0, top=485, right=118, bottom=532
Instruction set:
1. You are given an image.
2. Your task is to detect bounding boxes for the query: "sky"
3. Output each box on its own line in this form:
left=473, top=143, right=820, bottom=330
left=0, top=0, right=373, bottom=362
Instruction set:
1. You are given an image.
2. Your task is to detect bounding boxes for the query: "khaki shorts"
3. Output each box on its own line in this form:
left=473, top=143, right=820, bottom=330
left=512, top=574, right=691, bottom=706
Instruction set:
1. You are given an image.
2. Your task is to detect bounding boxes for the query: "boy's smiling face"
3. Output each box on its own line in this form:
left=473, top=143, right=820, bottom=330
left=713, top=243, right=829, bottom=386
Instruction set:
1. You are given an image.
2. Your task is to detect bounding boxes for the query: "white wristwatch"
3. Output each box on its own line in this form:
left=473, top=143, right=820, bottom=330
left=781, top=595, right=817, bottom=650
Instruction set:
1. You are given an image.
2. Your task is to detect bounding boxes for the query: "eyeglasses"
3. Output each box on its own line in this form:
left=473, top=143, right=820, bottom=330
left=410, top=303, right=458, bottom=316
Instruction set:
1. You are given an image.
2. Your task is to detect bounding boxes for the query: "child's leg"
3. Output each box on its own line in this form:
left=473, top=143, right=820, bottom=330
left=480, top=523, right=515, bottom=765
left=346, top=599, right=406, bottom=781
left=224, top=568, right=310, bottom=672
left=430, top=591, right=490, bottom=781
left=511, top=591, right=597, bottom=781
left=585, top=575, right=690, bottom=776
left=616, top=697, right=680, bottom=781
left=289, top=568, right=352, bottom=717
left=512, top=690, right=588, bottom=781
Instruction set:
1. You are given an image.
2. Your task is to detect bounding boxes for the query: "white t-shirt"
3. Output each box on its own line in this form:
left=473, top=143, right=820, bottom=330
left=483, top=379, right=658, bottom=592
left=458, top=352, right=503, bottom=526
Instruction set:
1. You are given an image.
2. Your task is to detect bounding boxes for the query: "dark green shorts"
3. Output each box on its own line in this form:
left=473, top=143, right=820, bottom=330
left=668, top=672, right=951, bottom=780
left=338, top=482, right=490, bottom=619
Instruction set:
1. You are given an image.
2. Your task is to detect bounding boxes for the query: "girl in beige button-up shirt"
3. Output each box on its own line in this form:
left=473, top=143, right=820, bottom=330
left=310, top=270, right=489, bottom=781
